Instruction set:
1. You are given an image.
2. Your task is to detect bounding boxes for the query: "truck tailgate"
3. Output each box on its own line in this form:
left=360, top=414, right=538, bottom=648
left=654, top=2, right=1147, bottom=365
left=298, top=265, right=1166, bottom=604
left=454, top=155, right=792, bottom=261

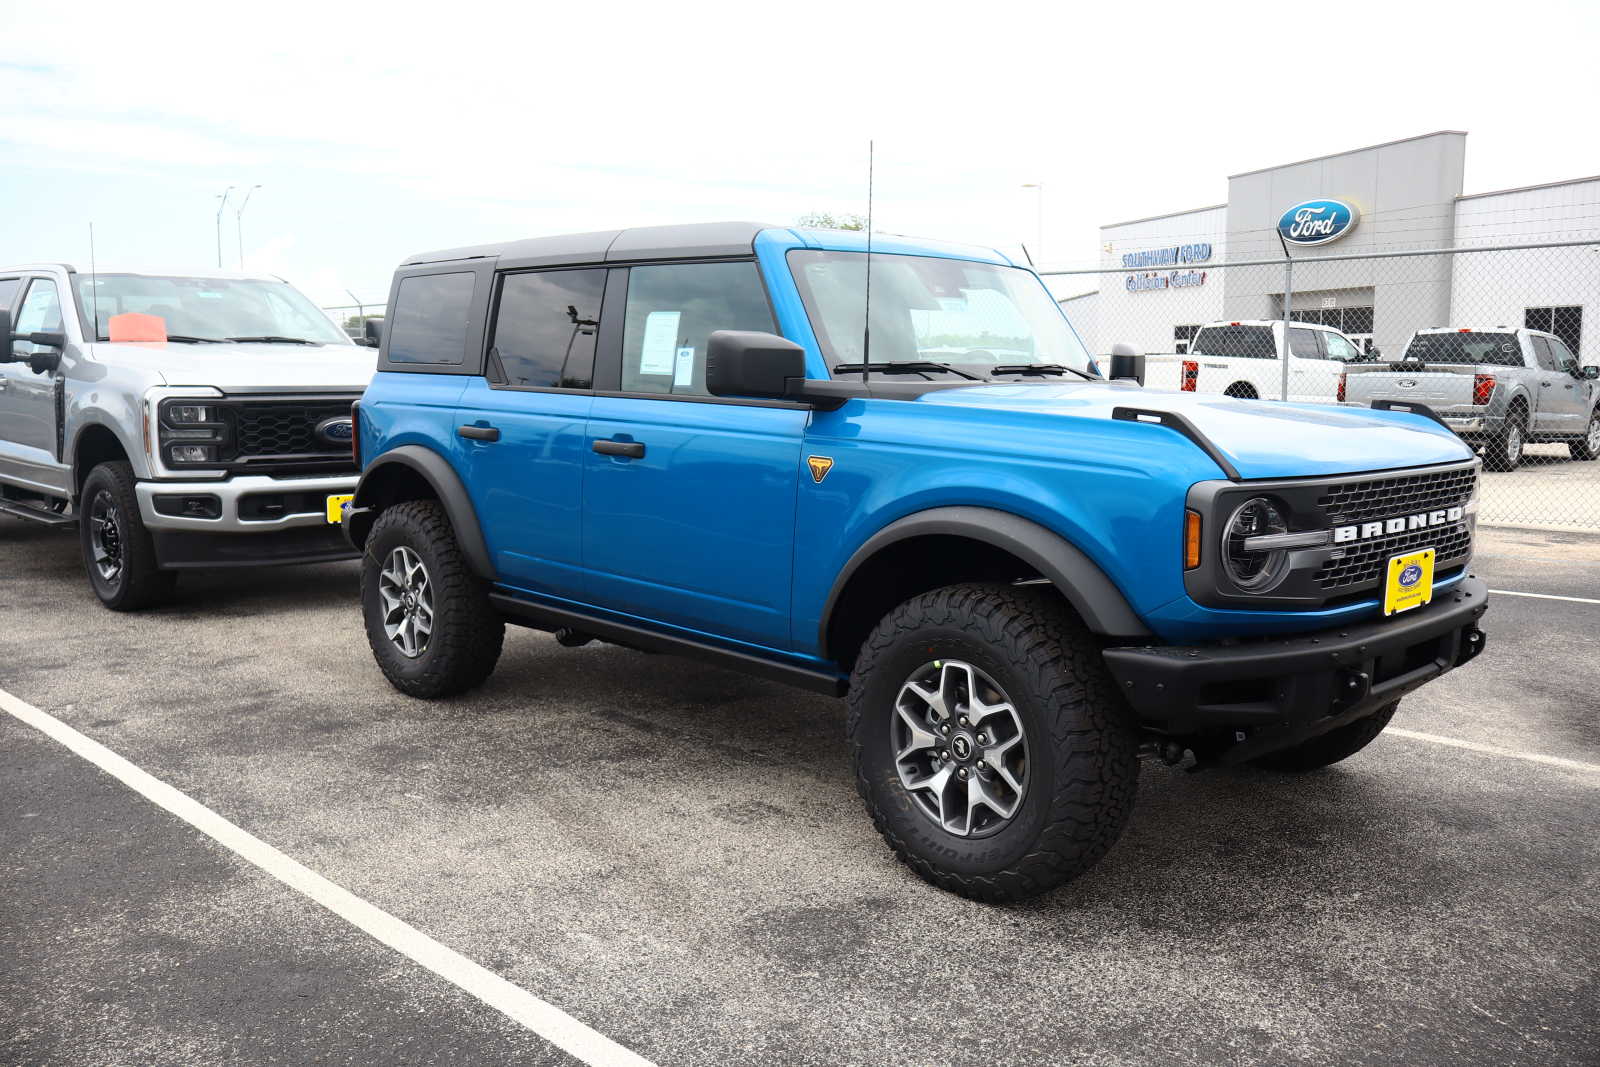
left=1345, top=365, right=1477, bottom=407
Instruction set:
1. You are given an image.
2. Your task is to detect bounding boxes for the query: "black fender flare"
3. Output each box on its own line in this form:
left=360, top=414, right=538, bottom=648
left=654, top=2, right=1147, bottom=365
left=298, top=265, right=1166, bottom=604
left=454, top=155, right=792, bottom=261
left=819, top=506, right=1151, bottom=651
left=348, top=445, right=493, bottom=578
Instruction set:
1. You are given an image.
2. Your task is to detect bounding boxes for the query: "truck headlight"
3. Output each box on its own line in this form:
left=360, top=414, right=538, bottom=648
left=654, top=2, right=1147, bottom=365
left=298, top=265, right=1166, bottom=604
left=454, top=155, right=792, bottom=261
left=1223, top=496, right=1290, bottom=591
left=159, top=398, right=230, bottom=467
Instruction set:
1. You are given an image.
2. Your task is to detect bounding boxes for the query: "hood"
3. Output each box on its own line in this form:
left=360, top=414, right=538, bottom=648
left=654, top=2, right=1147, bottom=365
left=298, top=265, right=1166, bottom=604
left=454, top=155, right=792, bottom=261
left=89, top=341, right=377, bottom=391
left=914, top=382, right=1473, bottom=480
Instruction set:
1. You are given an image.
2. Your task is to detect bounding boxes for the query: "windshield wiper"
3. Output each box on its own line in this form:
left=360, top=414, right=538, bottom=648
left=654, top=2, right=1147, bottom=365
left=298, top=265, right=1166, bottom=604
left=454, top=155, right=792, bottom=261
left=226, top=335, right=318, bottom=345
left=832, top=361, right=983, bottom=381
left=98, top=334, right=222, bottom=343
left=988, top=363, right=1097, bottom=381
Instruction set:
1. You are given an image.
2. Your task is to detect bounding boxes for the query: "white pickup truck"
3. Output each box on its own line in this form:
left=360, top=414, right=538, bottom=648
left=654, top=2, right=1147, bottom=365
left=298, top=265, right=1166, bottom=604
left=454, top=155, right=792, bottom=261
left=1144, top=319, right=1365, bottom=403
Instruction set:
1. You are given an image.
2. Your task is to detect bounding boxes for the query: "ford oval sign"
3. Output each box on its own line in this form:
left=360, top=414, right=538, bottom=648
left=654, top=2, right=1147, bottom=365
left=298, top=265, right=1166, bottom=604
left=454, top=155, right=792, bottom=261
left=315, top=416, right=354, bottom=446
left=1277, top=199, right=1359, bottom=246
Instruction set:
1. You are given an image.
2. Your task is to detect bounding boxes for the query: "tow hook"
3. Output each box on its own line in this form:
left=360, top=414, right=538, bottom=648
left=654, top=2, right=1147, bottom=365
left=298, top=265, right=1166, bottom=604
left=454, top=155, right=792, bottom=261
left=1334, top=669, right=1372, bottom=710
left=1459, top=627, right=1487, bottom=665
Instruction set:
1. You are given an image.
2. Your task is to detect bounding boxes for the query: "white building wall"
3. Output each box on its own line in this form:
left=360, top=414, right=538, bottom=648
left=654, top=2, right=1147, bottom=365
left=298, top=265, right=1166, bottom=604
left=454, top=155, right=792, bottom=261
left=1094, top=205, right=1227, bottom=355
left=1450, top=177, right=1600, bottom=365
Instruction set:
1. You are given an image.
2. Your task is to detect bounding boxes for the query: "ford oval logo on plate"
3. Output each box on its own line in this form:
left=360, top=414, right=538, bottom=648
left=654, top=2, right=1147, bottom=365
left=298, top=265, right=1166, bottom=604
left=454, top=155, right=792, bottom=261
left=1277, top=198, right=1359, bottom=246
left=1399, top=564, right=1423, bottom=588
left=315, top=416, right=354, bottom=445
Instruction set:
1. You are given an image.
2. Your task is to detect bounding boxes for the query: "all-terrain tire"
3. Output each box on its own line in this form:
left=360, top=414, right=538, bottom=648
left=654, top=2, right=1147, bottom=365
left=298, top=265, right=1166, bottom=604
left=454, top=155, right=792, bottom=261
left=847, top=583, right=1138, bottom=903
left=79, top=461, right=176, bottom=611
left=1485, top=406, right=1527, bottom=471
left=1569, top=408, right=1600, bottom=461
left=361, top=499, right=504, bottom=698
left=1251, top=701, right=1399, bottom=772
left=1224, top=382, right=1259, bottom=400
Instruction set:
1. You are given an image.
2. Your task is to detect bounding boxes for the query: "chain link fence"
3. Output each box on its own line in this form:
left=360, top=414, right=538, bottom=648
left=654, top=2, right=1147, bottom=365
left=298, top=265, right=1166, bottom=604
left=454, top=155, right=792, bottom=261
left=1048, top=240, right=1600, bottom=532
left=321, top=302, right=386, bottom=340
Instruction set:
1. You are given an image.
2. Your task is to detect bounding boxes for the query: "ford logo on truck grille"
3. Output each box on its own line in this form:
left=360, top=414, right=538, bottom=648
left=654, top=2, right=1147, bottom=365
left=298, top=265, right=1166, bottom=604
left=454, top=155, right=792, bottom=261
left=1277, top=199, right=1359, bottom=246
left=315, top=416, right=355, bottom=446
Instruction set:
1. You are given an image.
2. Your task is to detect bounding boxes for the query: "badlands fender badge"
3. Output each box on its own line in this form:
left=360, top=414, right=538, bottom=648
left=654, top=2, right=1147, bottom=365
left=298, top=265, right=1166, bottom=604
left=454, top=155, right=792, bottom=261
left=807, top=456, right=834, bottom=483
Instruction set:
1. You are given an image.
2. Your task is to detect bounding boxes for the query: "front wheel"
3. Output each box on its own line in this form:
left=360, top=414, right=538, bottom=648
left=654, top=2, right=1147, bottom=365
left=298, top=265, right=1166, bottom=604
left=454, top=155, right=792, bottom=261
left=1570, top=410, right=1600, bottom=461
left=361, top=499, right=504, bottom=698
left=79, top=461, right=175, bottom=611
left=847, top=584, right=1138, bottom=903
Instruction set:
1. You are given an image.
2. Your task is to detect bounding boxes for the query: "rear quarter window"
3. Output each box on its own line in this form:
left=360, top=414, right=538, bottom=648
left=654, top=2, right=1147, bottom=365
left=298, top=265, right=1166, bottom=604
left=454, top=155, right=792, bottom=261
left=386, top=272, right=476, bottom=365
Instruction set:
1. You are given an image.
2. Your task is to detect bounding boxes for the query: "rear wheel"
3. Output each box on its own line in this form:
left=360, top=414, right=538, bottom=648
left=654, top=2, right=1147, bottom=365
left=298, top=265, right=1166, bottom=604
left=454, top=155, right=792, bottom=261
left=361, top=500, right=504, bottom=698
left=1251, top=701, right=1399, bottom=772
left=1570, top=409, right=1600, bottom=461
left=847, top=583, right=1138, bottom=902
left=1485, top=407, right=1526, bottom=471
left=1224, top=382, right=1258, bottom=400
left=78, top=461, right=175, bottom=611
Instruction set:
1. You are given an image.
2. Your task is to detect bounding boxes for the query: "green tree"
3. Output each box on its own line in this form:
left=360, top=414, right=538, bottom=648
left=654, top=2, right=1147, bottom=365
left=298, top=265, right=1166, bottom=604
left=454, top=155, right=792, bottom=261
left=798, top=211, right=867, bottom=231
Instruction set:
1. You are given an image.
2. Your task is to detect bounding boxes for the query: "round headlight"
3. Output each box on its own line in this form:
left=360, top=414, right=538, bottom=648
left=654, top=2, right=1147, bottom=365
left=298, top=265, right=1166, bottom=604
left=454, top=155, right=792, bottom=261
left=1224, top=496, right=1290, bottom=591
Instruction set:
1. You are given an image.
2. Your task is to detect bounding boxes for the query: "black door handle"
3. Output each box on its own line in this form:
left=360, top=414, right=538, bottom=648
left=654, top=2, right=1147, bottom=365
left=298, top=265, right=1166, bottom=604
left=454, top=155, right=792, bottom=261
left=592, top=439, right=645, bottom=458
left=458, top=424, right=500, bottom=441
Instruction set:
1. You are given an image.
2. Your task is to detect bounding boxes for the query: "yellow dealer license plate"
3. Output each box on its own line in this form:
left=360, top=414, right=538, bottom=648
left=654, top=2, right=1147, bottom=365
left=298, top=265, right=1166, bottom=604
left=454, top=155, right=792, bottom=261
left=326, top=493, right=354, bottom=524
left=1383, top=547, right=1435, bottom=616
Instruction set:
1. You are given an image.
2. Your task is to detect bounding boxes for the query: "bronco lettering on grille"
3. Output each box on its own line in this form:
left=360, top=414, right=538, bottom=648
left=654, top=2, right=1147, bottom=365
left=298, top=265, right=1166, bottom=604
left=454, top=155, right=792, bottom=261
left=1332, top=506, right=1465, bottom=544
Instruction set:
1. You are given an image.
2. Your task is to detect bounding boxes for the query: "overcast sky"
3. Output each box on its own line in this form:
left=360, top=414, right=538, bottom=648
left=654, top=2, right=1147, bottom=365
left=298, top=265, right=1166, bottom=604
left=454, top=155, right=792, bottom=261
left=2, top=0, right=1595, bottom=308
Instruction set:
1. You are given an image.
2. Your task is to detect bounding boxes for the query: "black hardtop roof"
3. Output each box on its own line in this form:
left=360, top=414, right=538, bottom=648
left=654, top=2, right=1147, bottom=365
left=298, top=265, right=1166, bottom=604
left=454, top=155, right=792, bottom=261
left=402, top=221, right=779, bottom=271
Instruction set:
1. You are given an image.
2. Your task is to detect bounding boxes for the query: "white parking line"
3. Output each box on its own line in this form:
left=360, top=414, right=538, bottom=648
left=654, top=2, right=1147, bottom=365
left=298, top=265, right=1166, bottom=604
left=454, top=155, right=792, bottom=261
left=1490, top=588, right=1600, bottom=606
left=0, top=687, right=656, bottom=1067
left=1388, top=728, right=1600, bottom=776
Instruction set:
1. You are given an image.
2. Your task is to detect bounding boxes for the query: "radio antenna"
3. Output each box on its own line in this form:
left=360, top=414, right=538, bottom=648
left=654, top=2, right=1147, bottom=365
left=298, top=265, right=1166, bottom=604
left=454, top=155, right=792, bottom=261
left=862, top=139, right=874, bottom=384
left=89, top=222, right=101, bottom=341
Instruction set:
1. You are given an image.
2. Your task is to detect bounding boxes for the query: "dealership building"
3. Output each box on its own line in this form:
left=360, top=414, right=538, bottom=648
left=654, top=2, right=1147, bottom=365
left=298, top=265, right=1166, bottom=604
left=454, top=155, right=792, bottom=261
left=1056, top=131, right=1600, bottom=364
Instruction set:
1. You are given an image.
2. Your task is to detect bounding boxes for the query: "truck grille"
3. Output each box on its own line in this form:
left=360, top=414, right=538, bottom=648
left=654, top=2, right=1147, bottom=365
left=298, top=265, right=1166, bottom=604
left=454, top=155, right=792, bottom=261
left=1315, top=465, right=1477, bottom=525
left=221, top=397, right=357, bottom=474
left=1315, top=523, right=1474, bottom=591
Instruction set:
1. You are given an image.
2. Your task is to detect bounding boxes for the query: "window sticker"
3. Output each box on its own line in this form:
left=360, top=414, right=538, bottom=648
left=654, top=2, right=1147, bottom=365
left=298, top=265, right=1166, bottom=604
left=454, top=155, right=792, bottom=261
left=639, top=310, right=680, bottom=375
left=673, top=346, right=695, bottom=389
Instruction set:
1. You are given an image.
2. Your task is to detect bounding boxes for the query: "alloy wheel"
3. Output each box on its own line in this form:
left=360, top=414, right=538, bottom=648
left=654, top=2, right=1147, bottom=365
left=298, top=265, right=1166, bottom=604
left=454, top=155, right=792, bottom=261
left=892, top=659, right=1029, bottom=838
left=88, top=489, right=124, bottom=583
left=379, top=546, right=434, bottom=658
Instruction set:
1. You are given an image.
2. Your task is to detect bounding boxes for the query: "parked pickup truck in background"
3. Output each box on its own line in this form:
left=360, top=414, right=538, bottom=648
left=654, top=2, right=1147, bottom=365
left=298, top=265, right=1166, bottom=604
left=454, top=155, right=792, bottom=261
left=342, top=222, right=1491, bottom=902
left=1144, top=319, right=1366, bottom=402
left=1343, top=327, right=1600, bottom=470
left=0, top=264, right=380, bottom=610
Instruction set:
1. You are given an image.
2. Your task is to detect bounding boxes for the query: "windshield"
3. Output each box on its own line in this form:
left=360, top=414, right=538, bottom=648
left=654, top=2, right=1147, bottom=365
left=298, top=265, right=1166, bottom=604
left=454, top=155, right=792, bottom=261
left=1403, top=332, right=1521, bottom=367
left=788, top=250, right=1093, bottom=376
left=74, top=274, right=349, bottom=345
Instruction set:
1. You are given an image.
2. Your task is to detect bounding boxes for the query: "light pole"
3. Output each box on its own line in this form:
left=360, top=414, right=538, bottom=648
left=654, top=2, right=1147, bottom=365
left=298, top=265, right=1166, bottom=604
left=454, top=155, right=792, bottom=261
left=235, top=185, right=262, bottom=269
left=1021, top=182, right=1044, bottom=264
left=214, top=186, right=236, bottom=268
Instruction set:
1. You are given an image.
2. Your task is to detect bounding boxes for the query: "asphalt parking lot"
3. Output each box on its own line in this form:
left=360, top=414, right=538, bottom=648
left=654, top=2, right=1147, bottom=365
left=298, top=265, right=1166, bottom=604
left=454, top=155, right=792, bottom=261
left=1478, top=446, right=1600, bottom=530
left=2, top=518, right=1597, bottom=1066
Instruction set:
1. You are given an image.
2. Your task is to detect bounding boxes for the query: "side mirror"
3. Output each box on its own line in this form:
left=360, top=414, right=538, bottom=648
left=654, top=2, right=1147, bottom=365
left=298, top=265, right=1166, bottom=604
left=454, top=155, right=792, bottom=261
left=1581, top=365, right=1600, bottom=380
left=357, top=317, right=384, bottom=348
left=706, top=330, right=807, bottom=400
left=0, top=307, right=65, bottom=365
left=1108, top=342, right=1145, bottom=385
left=1367, top=346, right=1381, bottom=360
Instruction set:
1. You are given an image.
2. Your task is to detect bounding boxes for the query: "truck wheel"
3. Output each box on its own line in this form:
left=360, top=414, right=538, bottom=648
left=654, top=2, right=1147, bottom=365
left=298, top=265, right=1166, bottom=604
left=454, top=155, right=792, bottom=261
left=1224, top=382, right=1258, bottom=400
left=1485, top=408, right=1526, bottom=471
left=847, top=583, right=1138, bottom=903
left=79, top=461, right=175, bottom=611
left=1570, top=410, right=1600, bottom=461
left=1251, top=701, right=1399, bottom=772
left=361, top=499, right=504, bottom=698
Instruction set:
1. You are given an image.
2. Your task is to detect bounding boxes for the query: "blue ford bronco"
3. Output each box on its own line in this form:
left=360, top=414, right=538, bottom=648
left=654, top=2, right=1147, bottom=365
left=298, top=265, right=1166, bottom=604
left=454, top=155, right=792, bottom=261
left=343, top=222, right=1489, bottom=901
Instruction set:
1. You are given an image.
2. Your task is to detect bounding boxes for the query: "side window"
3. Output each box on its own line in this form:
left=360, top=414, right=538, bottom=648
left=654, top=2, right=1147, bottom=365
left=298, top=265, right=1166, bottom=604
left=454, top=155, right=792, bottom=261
left=1288, top=327, right=1321, bottom=359
left=488, top=269, right=606, bottom=389
left=1531, top=336, right=1559, bottom=372
left=386, top=271, right=475, bottom=365
left=0, top=278, right=19, bottom=310
left=1548, top=336, right=1580, bottom=373
left=12, top=279, right=63, bottom=357
left=1322, top=332, right=1360, bottom=362
left=620, top=262, right=775, bottom=396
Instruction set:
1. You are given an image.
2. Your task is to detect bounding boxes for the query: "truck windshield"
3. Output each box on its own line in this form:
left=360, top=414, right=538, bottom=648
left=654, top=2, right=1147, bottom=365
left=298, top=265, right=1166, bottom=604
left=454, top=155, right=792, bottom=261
left=1403, top=332, right=1521, bottom=367
left=1191, top=325, right=1275, bottom=359
left=788, top=250, right=1092, bottom=377
left=74, top=274, right=349, bottom=346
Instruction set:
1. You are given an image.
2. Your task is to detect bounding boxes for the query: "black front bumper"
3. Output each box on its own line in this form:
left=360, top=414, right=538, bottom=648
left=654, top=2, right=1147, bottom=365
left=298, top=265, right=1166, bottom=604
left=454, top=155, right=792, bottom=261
left=151, top=524, right=359, bottom=570
left=1102, top=577, right=1489, bottom=764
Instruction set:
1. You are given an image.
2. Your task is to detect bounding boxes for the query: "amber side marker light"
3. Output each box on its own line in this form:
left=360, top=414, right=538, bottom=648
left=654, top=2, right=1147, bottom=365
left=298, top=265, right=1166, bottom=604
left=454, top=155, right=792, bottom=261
left=1184, top=510, right=1202, bottom=569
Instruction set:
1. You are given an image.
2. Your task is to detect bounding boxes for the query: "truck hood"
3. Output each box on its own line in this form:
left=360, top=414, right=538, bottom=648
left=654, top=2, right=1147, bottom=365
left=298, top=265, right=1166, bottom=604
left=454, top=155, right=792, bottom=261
left=88, top=341, right=376, bottom=392
left=914, top=382, right=1473, bottom=480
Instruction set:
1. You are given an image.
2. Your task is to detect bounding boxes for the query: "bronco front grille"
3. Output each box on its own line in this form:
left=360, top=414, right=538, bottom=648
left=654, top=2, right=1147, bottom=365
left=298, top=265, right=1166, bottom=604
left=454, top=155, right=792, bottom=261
left=1316, top=465, right=1477, bottom=525
left=1315, top=523, right=1474, bottom=591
